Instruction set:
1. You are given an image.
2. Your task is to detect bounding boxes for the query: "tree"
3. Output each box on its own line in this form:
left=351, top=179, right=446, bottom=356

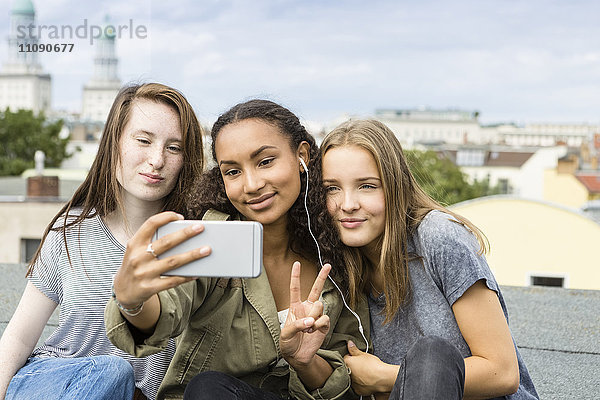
left=0, top=108, right=70, bottom=176
left=405, top=149, right=500, bottom=205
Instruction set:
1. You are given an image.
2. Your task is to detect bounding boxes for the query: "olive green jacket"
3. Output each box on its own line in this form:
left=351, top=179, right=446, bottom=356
left=105, top=215, right=370, bottom=400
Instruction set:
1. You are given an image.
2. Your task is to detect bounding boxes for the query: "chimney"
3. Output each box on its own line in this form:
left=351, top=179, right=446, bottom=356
left=557, top=154, right=579, bottom=174
left=27, top=151, right=59, bottom=198
left=581, top=142, right=590, bottom=163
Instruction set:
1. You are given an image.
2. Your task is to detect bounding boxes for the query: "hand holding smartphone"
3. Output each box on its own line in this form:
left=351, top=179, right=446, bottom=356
left=155, top=220, right=263, bottom=278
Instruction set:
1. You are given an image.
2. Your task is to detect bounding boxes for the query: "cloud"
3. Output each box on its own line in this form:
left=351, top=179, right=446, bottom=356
left=0, top=0, right=599, bottom=124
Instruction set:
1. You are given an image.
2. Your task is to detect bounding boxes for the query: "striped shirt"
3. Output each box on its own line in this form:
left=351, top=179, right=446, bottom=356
left=29, top=211, right=175, bottom=400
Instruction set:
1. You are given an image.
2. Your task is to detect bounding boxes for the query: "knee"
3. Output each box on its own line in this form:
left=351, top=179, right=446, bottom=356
left=409, top=336, right=462, bottom=362
left=407, top=336, right=465, bottom=376
left=402, top=336, right=465, bottom=400
left=92, top=355, right=135, bottom=385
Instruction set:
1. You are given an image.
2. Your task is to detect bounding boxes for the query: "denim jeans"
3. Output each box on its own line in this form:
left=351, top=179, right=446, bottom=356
left=6, top=355, right=136, bottom=400
left=184, top=337, right=464, bottom=400
left=183, top=371, right=284, bottom=400
left=389, top=336, right=465, bottom=400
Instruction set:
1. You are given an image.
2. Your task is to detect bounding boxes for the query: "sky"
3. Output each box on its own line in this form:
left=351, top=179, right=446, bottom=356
left=1, top=0, right=599, bottom=127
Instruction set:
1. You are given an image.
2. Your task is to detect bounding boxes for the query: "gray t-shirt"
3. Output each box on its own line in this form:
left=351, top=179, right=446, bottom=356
left=369, top=210, right=538, bottom=399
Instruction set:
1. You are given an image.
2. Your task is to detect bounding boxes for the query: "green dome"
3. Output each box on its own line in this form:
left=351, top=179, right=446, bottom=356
left=12, top=0, right=35, bottom=15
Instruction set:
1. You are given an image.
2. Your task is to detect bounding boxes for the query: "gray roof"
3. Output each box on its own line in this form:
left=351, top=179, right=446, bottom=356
left=501, top=286, right=599, bottom=399
left=0, top=263, right=598, bottom=399
left=0, top=264, right=60, bottom=344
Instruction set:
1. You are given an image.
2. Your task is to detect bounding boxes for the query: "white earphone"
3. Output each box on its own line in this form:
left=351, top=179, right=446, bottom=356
left=299, top=157, right=307, bottom=172
left=298, top=157, right=368, bottom=353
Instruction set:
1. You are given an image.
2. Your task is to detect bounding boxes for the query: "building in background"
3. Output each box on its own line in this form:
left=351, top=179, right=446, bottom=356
left=0, top=169, right=79, bottom=264
left=497, top=123, right=597, bottom=148
left=439, top=145, right=568, bottom=199
left=0, top=199, right=64, bottom=263
left=452, top=196, right=600, bottom=290
left=0, top=0, right=51, bottom=114
left=443, top=146, right=534, bottom=194
left=375, top=108, right=491, bottom=145
left=81, top=15, right=121, bottom=122
left=63, top=15, right=122, bottom=171
left=375, top=109, right=598, bottom=149
left=543, top=137, right=600, bottom=209
left=376, top=110, right=600, bottom=212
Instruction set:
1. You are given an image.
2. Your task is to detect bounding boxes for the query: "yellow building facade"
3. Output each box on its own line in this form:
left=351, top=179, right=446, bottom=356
left=543, top=169, right=589, bottom=209
left=451, top=196, right=600, bottom=290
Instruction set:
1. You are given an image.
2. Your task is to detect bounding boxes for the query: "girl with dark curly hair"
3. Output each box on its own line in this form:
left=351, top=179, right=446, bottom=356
left=107, top=100, right=369, bottom=400
left=188, top=99, right=344, bottom=280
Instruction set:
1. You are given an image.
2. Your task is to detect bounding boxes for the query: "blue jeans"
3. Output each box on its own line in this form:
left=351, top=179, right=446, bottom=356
left=183, top=371, right=284, bottom=400
left=6, top=355, right=136, bottom=400
left=390, top=336, right=465, bottom=400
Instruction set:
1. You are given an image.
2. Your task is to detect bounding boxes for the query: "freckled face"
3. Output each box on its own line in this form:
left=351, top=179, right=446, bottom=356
left=322, top=145, right=386, bottom=253
left=115, top=99, right=183, bottom=205
left=215, top=119, right=302, bottom=226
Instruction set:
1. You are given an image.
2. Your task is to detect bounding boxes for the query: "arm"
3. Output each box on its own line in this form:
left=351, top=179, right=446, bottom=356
left=0, top=282, right=58, bottom=399
left=452, top=280, right=519, bottom=399
left=106, top=212, right=213, bottom=356
left=342, top=276, right=520, bottom=399
left=423, top=214, right=519, bottom=398
left=111, top=212, right=210, bottom=334
left=290, top=355, right=333, bottom=391
left=343, top=283, right=520, bottom=399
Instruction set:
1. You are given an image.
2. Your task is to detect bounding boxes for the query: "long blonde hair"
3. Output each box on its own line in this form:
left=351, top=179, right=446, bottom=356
left=321, top=119, right=487, bottom=323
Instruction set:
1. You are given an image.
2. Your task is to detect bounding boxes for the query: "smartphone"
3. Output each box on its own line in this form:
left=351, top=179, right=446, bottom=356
left=155, top=220, right=263, bottom=278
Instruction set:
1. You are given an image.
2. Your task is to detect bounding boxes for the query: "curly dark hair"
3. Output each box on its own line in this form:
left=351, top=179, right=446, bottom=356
left=187, top=99, right=346, bottom=284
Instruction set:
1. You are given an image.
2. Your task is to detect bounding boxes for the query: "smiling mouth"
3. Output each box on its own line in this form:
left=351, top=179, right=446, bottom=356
left=339, top=218, right=366, bottom=228
left=247, top=193, right=275, bottom=204
left=140, top=173, right=164, bottom=183
left=246, top=193, right=276, bottom=211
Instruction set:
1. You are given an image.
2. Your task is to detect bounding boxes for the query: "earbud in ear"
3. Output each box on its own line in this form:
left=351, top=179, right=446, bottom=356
left=299, top=158, right=307, bottom=172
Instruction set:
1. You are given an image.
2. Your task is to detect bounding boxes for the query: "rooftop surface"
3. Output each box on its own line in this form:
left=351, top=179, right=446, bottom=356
left=0, top=263, right=598, bottom=399
left=576, top=173, right=600, bottom=193
left=444, top=149, right=535, bottom=168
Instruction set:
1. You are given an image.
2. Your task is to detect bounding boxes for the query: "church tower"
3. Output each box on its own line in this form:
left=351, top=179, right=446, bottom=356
left=81, top=15, right=121, bottom=122
left=0, top=0, right=51, bottom=114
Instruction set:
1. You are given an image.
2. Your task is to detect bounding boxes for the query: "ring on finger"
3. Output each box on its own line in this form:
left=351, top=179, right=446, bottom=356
left=146, top=242, right=158, bottom=258
left=305, top=299, right=314, bottom=305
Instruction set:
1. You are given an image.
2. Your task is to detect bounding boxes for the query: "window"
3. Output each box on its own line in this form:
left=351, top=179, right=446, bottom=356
left=456, top=149, right=485, bottom=166
left=21, top=238, right=41, bottom=264
left=530, top=275, right=564, bottom=288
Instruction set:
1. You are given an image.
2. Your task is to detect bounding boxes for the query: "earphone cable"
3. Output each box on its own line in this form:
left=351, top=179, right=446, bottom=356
left=301, top=160, right=368, bottom=353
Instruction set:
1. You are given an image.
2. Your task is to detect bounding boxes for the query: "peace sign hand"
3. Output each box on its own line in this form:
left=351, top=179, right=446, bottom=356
left=280, top=261, right=332, bottom=368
